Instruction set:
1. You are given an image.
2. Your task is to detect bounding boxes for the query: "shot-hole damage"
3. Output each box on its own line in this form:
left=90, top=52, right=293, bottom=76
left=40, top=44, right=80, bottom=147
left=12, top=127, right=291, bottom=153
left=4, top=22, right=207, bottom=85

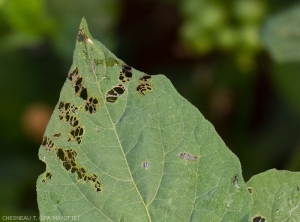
left=136, top=83, right=153, bottom=96
left=119, top=64, right=132, bottom=83
left=68, top=67, right=80, bottom=86
left=85, top=96, right=99, bottom=114
left=136, top=74, right=153, bottom=96
left=68, top=115, right=80, bottom=127
left=142, top=162, right=149, bottom=169
left=252, top=216, right=266, bottom=222
left=41, top=172, right=53, bottom=183
left=105, top=84, right=126, bottom=103
left=232, top=174, right=240, bottom=188
left=67, top=67, right=89, bottom=100
left=77, top=86, right=88, bottom=101
left=58, top=102, right=79, bottom=121
left=58, top=102, right=85, bottom=144
left=67, top=67, right=100, bottom=111
left=56, top=148, right=103, bottom=192
left=42, top=136, right=56, bottom=153
left=178, top=152, right=198, bottom=161
left=139, top=74, right=151, bottom=82
left=248, top=187, right=253, bottom=194
left=68, top=125, right=84, bottom=144
left=76, top=29, right=88, bottom=42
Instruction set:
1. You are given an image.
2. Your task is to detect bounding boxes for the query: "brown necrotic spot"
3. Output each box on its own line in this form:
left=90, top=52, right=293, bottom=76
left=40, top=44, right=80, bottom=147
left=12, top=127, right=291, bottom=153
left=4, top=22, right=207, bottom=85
left=85, top=96, right=99, bottom=114
left=232, top=174, right=240, bottom=188
left=142, top=162, right=149, bottom=169
left=248, top=187, right=253, bottom=194
left=178, top=152, right=198, bottom=161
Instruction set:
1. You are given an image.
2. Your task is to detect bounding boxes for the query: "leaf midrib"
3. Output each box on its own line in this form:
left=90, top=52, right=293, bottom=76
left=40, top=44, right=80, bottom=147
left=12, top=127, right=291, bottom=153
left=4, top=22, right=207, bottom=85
left=83, top=37, right=152, bottom=221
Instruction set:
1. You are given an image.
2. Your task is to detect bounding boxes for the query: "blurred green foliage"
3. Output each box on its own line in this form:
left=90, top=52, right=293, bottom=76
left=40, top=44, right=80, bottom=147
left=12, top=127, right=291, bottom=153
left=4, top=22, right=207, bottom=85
left=1, top=0, right=300, bottom=219
left=180, top=0, right=267, bottom=71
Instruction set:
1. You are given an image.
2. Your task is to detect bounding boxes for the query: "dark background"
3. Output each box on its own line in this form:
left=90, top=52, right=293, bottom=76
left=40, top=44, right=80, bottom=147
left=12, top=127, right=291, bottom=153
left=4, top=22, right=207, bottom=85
left=1, top=0, right=300, bottom=219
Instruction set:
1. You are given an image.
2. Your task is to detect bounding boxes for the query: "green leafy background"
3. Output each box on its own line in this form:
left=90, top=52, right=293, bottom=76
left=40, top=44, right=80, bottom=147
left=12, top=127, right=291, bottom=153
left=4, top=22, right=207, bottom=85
left=2, top=0, right=300, bottom=220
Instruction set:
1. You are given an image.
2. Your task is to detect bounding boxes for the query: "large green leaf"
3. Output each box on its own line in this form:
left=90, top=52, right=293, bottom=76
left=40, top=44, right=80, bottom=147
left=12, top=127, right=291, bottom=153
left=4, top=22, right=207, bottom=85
left=37, top=18, right=252, bottom=221
left=247, top=169, right=300, bottom=221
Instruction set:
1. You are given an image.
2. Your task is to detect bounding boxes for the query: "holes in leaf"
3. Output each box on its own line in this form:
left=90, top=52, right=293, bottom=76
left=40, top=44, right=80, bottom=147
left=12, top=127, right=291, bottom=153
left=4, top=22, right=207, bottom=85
left=248, top=187, right=253, bottom=194
left=56, top=148, right=103, bottom=192
left=68, top=126, right=84, bottom=144
left=57, top=148, right=65, bottom=161
left=252, top=216, right=266, bottom=222
left=58, top=102, right=85, bottom=143
left=68, top=116, right=80, bottom=127
left=67, top=68, right=100, bottom=112
left=178, top=152, right=198, bottom=161
left=139, top=74, right=151, bottom=82
left=106, top=96, right=117, bottom=103
left=136, top=74, right=153, bottom=96
left=76, top=29, right=88, bottom=42
left=105, top=84, right=126, bottom=103
left=58, top=102, right=79, bottom=121
left=41, top=172, right=53, bottom=183
left=78, top=87, right=88, bottom=100
left=119, top=64, right=132, bottom=83
left=67, top=67, right=88, bottom=99
left=68, top=67, right=79, bottom=83
left=53, top=133, right=61, bottom=138
left=142, top=162, right=149, bottom=169
left=94, top=181, right=102, bottom=192
left=232, top=174, right=240, bottom=188
left=136, top=83, right=153, bottom=96
left=41, top=136, right=56, bottom=153
left=85, top=96, right=99, bottom=114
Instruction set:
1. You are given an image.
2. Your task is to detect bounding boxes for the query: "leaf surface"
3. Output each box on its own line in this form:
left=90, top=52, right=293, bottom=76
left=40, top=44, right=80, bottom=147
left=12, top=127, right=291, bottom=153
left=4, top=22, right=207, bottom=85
left=37, top=18, right=252, bottom=221
left=247, top=169, right=300, bottom=222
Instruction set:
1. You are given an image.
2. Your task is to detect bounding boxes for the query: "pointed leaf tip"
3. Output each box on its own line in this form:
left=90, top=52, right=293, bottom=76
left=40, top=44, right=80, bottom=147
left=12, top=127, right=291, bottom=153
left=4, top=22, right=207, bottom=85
left=79, top=17, right=91, bottom=37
